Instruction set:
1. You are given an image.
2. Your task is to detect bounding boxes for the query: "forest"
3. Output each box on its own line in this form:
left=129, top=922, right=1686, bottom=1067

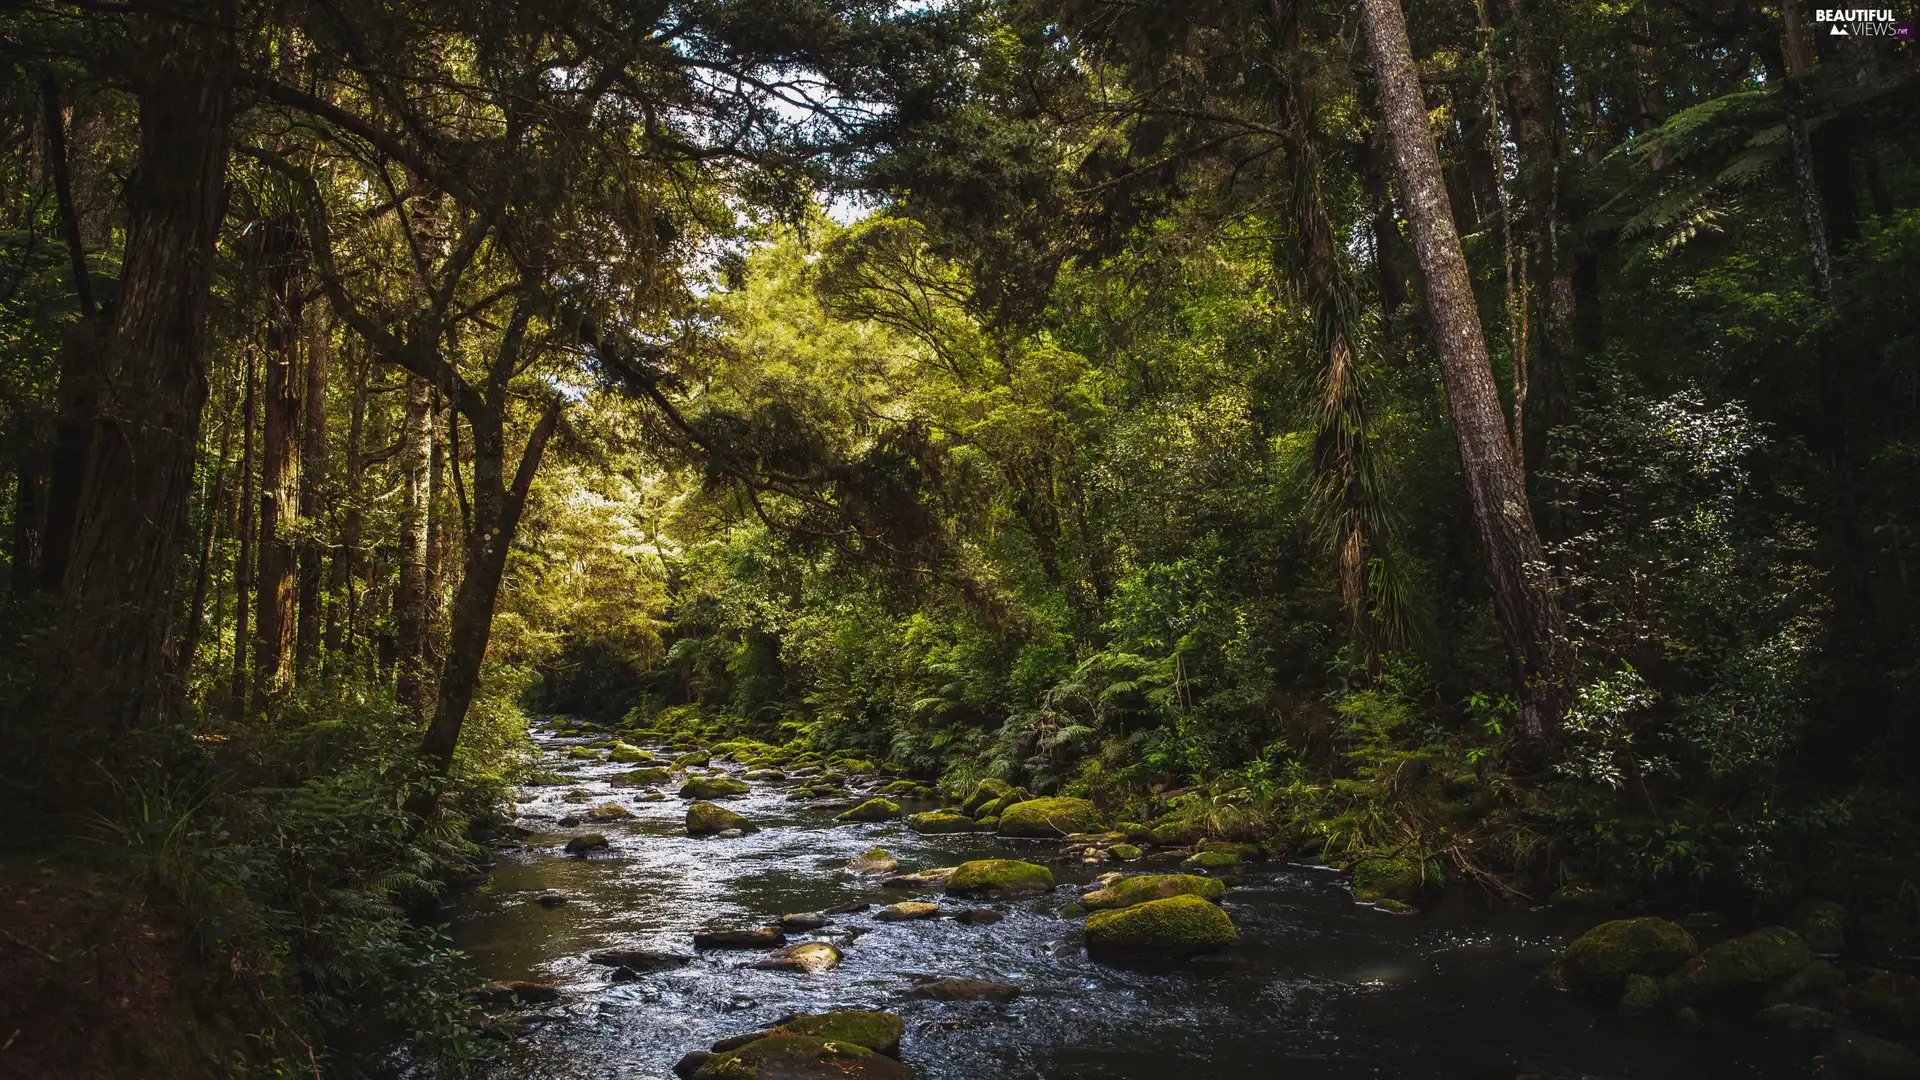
left=1, top=0, right=1917, bottom=1077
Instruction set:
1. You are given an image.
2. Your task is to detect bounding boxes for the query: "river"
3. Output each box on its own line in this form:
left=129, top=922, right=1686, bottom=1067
left=448, top=725, right=1790, bottom=1079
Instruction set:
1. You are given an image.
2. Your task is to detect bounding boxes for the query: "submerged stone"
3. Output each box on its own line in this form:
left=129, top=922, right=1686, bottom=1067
left=882, top=867, right=956, bottom=889
left=875, top=901, right=941, bottom=922
left=847, top=848, right=900, bottom=876
left=693, top=927, right=787, bottom=949
left=587, top=947, right=691, bottom=971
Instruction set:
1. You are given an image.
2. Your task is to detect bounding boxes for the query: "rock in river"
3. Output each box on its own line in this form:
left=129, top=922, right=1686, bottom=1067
left=587, top=947, right=691, bottom=971
left=589, top=802, right=631, bottom=820
left=945, top=859, right=1054, bottom=898
left=694, top=927, right=788, bottom=949
left=1556, top=917, right=1698, bottom=995
left=680, top=776, right=751, bottom=800
left=882, top=867, right=956, bottom=889
left=777, top=1011, right=906, bottom=1057
left=875, top=901, right=941, bottom=922
left=611, top=767, right=672, bottom=787
left=906, top=977, right=1021, bottom=1002
left=1084, top=894, right=1238, bottom=960
left=563, top=833, right=609, bottom=854
left=997, top=796, right=1101, bottom=838
left=690, top=1034, right=908, bottom=1080
left=953, top=908, right=1004, bottom=925
left=752, top=942, right=842, bottom=973
left=1080, top=873, right=1224, bottom=911
left=779, top=912, right=832, bottom=930
left=847, top=848, right=900, bottom=876
left=907, top=810, right=977, bottom=834
left=836, top=798, right=902, bottom=823
left=687, top=801, right=754, bottom=836
left=1660, top=925, right=1812, bottom=1004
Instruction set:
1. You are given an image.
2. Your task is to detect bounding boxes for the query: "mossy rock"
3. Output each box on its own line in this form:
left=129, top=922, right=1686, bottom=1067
left=1084, top=894, right=1238, bottom=959
left=687, top=802, right=754, bottom=836
left=589, top=802, right=631, bottom=820
left=875, top=901, right=941, bottom=922
left=524, top=772, right=570, bottom=786
left=1661, top=926, right=1811, bottom=1004
left=881, top=780, right=922, bottom=796
left=836, top=798, right=901, bottom=823
left=1116, top=821, right=1153, bottom=843
left=1618, top=974, right=1661, bottom=1017
left=1184, top=849, right=1240, bottom=870
left=681, top=777, right=752, bottom=800
left=1846, top=969, right=1920, bottom=1030
left=1148, top=820, right=1205, bottom=846
left=1109, top=844, right=1143, bottom=861
left=1755, top=1004, right=1842, bottom=1050
left=611, top=767, right=672, bottom=787
left=563, top=833, right=608, bottom=854
left=975, top=790, right=1031, bottom=820
left=744, top=769, right=787, bottom=781
left=974, top=816, right=999, bottom=832
left=777, top=1012, right=905, bottom=1057
left=1825, top=1030, right=1920, bottom=1080
left=959, top=778, right=1014, bottom=816
left=835, top=758, right=878, bottom=775
left=566, top=747, right=603, bottom=760
left=907, top=811, right=976, bottom=834
left=692, top=1034, right=908, bottom=1080
left=1080, top=874, right=1224, bottom=911
left=563, top=789, right=593, bottom=803
left=1350, top=855, right=1441, bottom=903
left=673, top=751, right=712, bottom=767
left=847, top=849, right=899, bottom=876
left=1559, top=917, right=1699, bottom=994
left=946, top=859, right=1055, bottom=897
left=608, top=743, right=655, bottom=763
left=1792, top=900, right=1848, bottom=954
left=998, top=797, right=1101, bottom=838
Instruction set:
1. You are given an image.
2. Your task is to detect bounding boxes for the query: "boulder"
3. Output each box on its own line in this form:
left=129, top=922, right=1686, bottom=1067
left=1084, top=893, right=1238, bottom=959
left=836, top=798, right=902, bottom=823
left=1768, top=959, right=1849, bottom=1013
left=611, top=767, right=673, bottom=787
left=875, top=901, right=941, bottom=922
left=1619, top=974, right=1660, bottom=1017
left=1660, top=925, right=1812, bottom=1004
left=691, top=1035, right=909, bottom=1080
left=1350, top=855, right=1439, bottom=903
left=997, top=797, right=1102, bottom=838
left=778, top=912, right=831, bottom=931
left=975, top=790, right=1031, bottom=820
left=882, top=867, right=956, bottom=889
left=847, top=848, right=900, bottom=876
left=752, top=942, right=842, bottom=973
left=907, top=811, right=976, bottom=834
left=687, top=801, right=754, bottom=836
left=681, top=776, right=751, bottom=800
left=959, top=778, right=1014, bottom=817
left=881, top=780, right=922, bottom=796
left=1148, top=820, right=1206, bottom=847
left=637, top=792, right=667, bottom=803
left=461, top=980, right=561, bottom=1007
left=587, top=947, right=691, bottom=971
left=533, top=891, right=570, bottom=907
left=693, top=928, right=787, bottom=949
left=673, top=751, right=712, bottom=767
left=1825, top=1030, right=1920, bottom=1079
left=945, top=859, right=1055, bottom=898
left=1848, top=970, right=1920, bottom=1032
left=953, top=908, right=1004, bottom=925
left=777, top=1011, right=906, bottom=1056
left=1557, top=917, right=1698, bottom=995
left=1080, top=874, right=1224, bottom=911
left=589, top=802, right=631, bottom=820
left=1793, top=900, right=1849, bottom=954
left=608, top=743, right=655, bottom=763
left=1109, top=844, right=1143, bottom=861
left=673, top=1051, right=713, bottom=1078
left=905, top=977, right=1021, bottom=1003
left=1184, top=849, right=1239, bottom=870
left=564, top=833, right=609, bottom=854
left=1755, top=1004, right=1843, bottom=1050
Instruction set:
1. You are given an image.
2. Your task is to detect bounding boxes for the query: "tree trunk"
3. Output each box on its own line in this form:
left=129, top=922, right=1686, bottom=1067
left=253, top=218, right=302, bottom=720
left=178, top=369, right=236, bottom=671
left=395, top=375, right=434, bottom=717
left=296, top=303, right=329, bottom=676
left=327, top=346, right=367, bottom=659
left=420, top=396, right=562, bottom=768
left=230, top=350, right=257, bottom=724
left=33, top=76, right=98, bottom=597
left=55, top=5, right=235, bottom=738
left=10, top=457, right=42, bottom=598
left=1361, top=0, right=1570, bottom=752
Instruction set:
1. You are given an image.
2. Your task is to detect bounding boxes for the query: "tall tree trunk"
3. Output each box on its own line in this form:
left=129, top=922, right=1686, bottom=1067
left=10, top=454, right=43, bottom=598
left=326, top=345, right=367, bottom=659
left=425, top=393, right=447, bottom=672
left=178, top=369, right=236, bottom=671
left=1361, top=0, right=1570, bottom=752
left=394, top=375, right=434, bottom=717
left=296, top=303, right=329, bottom=676
left=230, top=350, right=257, bottom=724
left=253, top=219, right=302, bottom=720
left=55, top=5, right=235, bottom=739
left=420, top=396, right=562, bottom=768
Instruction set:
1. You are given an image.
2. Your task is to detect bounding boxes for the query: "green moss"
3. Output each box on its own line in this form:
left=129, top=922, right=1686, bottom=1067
left=777, top=1012, right=906, bottom=1056
left=693, top=1034, right=891, bottom=1079
left=1349, top=856, right=1439, bottom=902
left=1184, top=850, right=1239, bottom=870
left=882, top=780, right=922, bottom=796
left=687, top=802, right=753, bottom=836
left=1084, top=894, right=1238, bottom=957
left=524, top=772, right=570, bottom=786
left=1148, top=819, right=1205, bottom=846
left=1080, top=874, right=1224, bottom=911
left=1618, top=974, right=1660, bottom=1017
left=945, top=859, right=1055, bottom=897
left=959, top=778, right=1014, bottom=816
left=836, top=798, right=902, bottom=823
left=566, top=747, right=602, bottom=760
left=907, top=811, right=976, bottom=834
left=1558, top=917, right=1698, bottom=994
left=1117, top=821, right=1152, bottom=842
left=607, top=743, right=654, bottom=763
left=1660, top=926, right=1811, bottom=1004
left=998, top=797, right=1102, bottom=838
left=974, top=815, right=999, bottom=831
left=673, top=751, right=712, bottom=767
left=563, top=833, right=608, bottom=854
left=680, top=777, right=751, bottom=800
left=588, top=802, right=630, bottom=820
left=610, top=767, right=671, bottom=787
left=975, top=789, right=1031, bottom=820
left=1109, top=843, right=1143, bottom=861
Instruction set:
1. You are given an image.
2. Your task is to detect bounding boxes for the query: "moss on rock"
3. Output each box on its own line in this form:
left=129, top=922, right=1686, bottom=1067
left=998, top=797, right=1102, bottom=838
left=1148, top=819, right=1205, bottom=846
left=687, top=802, right=753, bottom=836
left=1619, top=974, right=1661, bottom=1017
left=680, top=776, right=751, bottom=800
left=946, top=859, right=1055, bottom=897
left=692, top=1034, right=908, bottom=1080
left=836, top=798, right=901, bottom=823
left=563, top=833, right=608, bottom=854
left=610, top=767, right=672, bottom=787
left=1109, top=844, right=1143, bottom=861
left=608, top=743, right=654, bottom=763
left=1559, top=917, right=1699, bottom=994
left=1660, top=926, right=1811, bottom=1004
left=959, top=778, right=1014, bottom=816
left=1084, top=894, right=1238, bottom=958
left=1184, top=849, right=1239, bottom=870
left=907, top=811, right=976, bottom=834
left=1080, top=874, right=1224, bottom=911
left=777, top=1012, right=905, bottom=1057
left=1350, top=856, right=1440, bottom=903
left=673, top=750, right=712, bottom=767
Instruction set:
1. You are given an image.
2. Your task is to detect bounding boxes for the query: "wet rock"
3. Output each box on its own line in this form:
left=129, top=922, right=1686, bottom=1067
left=716, top=828, right=745, bottom=839
left=673, top=1051, right=714, bottom=1079
left=673, top=750, right=712, bottom=767
left=461, top=980, right=561, bottom=1007
left=1109, top=844, right=1144, bottom=861
left=881, top=779, right=922, bottom=796
left=1349, top=855, right=1441, bottom=903
left=998, top=797, right=1101, bottom=838
left=637, top=791, right=667, bottom=803
left=567, top=747, right=602, bottom=760
left=876, top=901, right=941, bottom=922
left=1757, top=1004, right=1843, bottom=1050
left=906, top=977, right=1021, bottom=1002
left=1184, top=849, right=1240, bottom=870
left=1769, top=959, right=1849, bottom=1012
left=1148, top=819, right=1206, bottom=846
left=1116, top=821, right=1153, bottom=843
left=847, top=848, right=900, bottom=876
left=779, top=912, right=831, bottom=930
left=1619, top=974, right=1661, bottom=1017
left=1825, top=1030, right=1920, bottom=1078
left=946, top=859, right=1055, bottom=898
left=712, top=1031, right=777, bottom=1053
left=1794, top=900, right=1849, bottom=954
left=563, top=833, right=609, bottom=854
left=779, top=1011, right=906, bottom=1056
left=907, top=811, right=976, bottom=834
left=532, top=891, right=570, bottom=907
left=608, top=743, right=655, bottom=763
left=693, top=927, right=787, bottom=949
left=589, top=802, right=631, bottom=820
left=973, top=815, right=1000, bottom=832
left=1079, top=873, right=1224, bottom=912
left=953, top=908, right=1004, bottom=925
left=1084, top=894, right=1238, bottom=960
left=882, top=867, right=956, bottom=889
left=611, top=767, right=672, bottom=787
left=824, top=901, right=872, bottom=915
left=690, top=1034, right=909, bottom=1079
left=959, top=778, right=1014, bottom=816
left=687, top=801, right=754, bottom=836
left=1661, top=926, right=1812, bottom=1004
left=557, top=815, right=582, bottom=827
left=1556, top=917, right=1698, bottom=995
left=745, top=769, right=787, bottom=781
left=836, top=798, right=902, bottom=823
left=587, top=947, right=692, bottom=971
left=563, top=789, right=593, bottom=803
left=753, top=942, right=842, bottom=973
left=680, top=776, right=751, bottom=800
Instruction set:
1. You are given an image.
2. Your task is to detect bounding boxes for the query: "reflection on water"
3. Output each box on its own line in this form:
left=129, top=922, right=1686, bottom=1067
left=449, top=729, right=1792, bottom=1079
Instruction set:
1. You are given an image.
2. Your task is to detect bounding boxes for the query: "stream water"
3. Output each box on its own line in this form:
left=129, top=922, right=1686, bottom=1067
left=450, top=726, right=1794, bottom=1079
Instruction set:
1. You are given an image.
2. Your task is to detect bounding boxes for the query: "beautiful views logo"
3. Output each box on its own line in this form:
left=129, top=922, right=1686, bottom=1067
left=1814, top=8, right=1914, bottom=37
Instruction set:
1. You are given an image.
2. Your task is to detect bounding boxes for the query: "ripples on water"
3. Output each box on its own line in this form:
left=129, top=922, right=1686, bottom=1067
left=448, top=729, right=1789, bottom=1079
